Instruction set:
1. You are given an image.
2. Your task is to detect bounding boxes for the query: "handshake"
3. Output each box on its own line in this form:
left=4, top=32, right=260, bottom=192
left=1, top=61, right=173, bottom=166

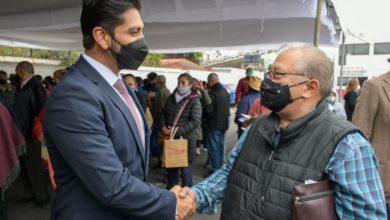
left=170, top=185, right=196, bottom=220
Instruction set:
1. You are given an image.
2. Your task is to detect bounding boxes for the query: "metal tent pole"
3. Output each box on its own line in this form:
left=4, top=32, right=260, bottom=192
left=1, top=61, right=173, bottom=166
left=313, top=0, right=323, bottom=47
left=338, top=32, right=346, bottom=101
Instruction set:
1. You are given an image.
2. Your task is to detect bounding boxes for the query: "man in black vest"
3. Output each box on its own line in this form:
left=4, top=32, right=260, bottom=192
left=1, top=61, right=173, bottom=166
left=176, top=44, right=387, bottom=219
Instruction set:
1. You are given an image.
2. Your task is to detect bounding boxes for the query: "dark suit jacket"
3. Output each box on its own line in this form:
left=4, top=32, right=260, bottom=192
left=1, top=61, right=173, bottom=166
left=205, top=82, right=230, bottom=131
left=43, top=56, right=176, bottom=220
left=13, top=76, right=46, bottom=139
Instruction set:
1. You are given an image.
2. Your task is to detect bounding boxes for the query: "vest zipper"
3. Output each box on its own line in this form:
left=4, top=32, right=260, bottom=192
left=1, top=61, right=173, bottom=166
left=242, top=150, right=275, bottom=219
left=260, top=151, right=276, bottom=199
left=294, top=190, right=334, bottom=207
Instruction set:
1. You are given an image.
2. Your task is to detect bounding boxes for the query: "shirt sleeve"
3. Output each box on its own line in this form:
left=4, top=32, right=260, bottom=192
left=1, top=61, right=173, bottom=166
left=235, top=80, right=242, bottom=105
left=191, top=126, right=251, bottom=214
left=234, top=97, right=248, bottom=125
left=326, top=132, right=387, bottom=219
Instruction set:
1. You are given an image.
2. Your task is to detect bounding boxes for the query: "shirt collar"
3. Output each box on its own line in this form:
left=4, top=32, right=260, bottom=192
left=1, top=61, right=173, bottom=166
left=82, top=53, right=121, bottom=86
left=20, top=75, right=34, bottom=89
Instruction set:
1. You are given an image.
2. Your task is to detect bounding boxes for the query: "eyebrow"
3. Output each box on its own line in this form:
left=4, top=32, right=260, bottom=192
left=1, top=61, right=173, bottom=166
left=270, top=66, right=280, bottom=71
left=127, top=26, right=143, bottom=32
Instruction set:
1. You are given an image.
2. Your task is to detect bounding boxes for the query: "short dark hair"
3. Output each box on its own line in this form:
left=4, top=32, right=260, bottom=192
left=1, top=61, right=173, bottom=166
left=207, top=72, right=219, bottom=82
left=0, top=70, right=7, bottom=76
left=147, top=72, right=158, bottom=81
left=81, top=0, right=141, bottom=50
left=16, top=61, right=34, bottom=74
left=44, top=76, right=53, bottom=83
left=34, top=74, right=43, bottom=82
left=122, top=73, right=135, bottom=80
left=44, top=76, right=55, bottom=87
left=178, top=73, right=194, bottom=84
left=135, top=76, right=143, bottom=86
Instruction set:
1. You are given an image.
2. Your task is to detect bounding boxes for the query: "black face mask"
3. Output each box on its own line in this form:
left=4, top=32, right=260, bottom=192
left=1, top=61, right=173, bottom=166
left=260, top=78, right=307, bottom=112
left=110, top=38, right=149, bottom=70
left=0, top=79, right=7, bottom=85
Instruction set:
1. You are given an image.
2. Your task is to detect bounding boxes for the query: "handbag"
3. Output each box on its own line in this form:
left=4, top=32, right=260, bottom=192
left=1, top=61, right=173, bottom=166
left=158, top=96, right=193, bottom=145
left=162, top=127, right=188, bottom=168
left=291, top=180, right=339, bottom=220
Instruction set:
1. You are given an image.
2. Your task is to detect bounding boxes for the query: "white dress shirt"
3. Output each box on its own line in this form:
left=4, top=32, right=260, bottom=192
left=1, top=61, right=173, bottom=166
left=82, top=53, right=145, bottom=146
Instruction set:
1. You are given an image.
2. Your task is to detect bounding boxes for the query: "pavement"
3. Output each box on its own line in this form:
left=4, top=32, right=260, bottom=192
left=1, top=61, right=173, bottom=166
left=6, top=108, right=238, bottom=220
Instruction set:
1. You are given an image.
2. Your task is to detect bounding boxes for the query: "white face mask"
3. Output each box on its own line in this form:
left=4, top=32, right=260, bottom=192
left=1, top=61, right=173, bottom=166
left=326, top=96, right=336, bottom=103
left=177, top=86, right=190, bottom=95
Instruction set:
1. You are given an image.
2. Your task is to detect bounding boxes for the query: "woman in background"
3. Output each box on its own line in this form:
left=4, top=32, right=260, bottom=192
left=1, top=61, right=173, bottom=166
left=344, top=78, right=360, bottom=121
left=160, top=73, right=202, bottom=189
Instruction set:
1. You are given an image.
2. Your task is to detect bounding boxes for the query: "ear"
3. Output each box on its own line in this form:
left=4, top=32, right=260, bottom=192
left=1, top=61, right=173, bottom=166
left=92, top=26, right=111, bottom=50
left=302, top=79, right=320, bottom=99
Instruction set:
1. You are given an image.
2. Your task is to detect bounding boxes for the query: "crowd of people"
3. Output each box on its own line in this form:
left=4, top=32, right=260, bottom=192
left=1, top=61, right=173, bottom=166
left=0, top=0, right=389, bottom=220
left=0, top=63, right=68, bottom=220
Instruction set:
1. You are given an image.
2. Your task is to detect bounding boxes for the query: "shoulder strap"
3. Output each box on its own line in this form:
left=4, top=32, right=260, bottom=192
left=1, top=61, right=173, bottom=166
left=171, top=93, right=198, bottom=128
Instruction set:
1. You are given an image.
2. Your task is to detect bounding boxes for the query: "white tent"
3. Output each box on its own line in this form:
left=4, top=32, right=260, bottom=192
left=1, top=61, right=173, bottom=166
left=0, top=0, right=340, bottom=52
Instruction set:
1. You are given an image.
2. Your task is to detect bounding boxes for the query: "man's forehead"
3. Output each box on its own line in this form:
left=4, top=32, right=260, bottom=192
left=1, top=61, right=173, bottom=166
left=272, top=52, right=297, bottom=71
left=121, top=8, right=144, bottom=29
left=271, top=61, right=288, bottom=71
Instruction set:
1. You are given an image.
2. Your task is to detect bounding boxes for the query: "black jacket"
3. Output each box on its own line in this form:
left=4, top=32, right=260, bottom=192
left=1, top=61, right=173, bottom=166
left=161, top=91, right=202, bottom=162
left=344, top=90, right=358, bottom=121
left=135, top=90, right=147, bottom=112
left=204, top=83, right=230, bottom=131
left=13, top=76, right=46, bottom=138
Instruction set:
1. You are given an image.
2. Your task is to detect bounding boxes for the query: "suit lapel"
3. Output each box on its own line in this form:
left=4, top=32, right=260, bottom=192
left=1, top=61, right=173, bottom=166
left=74, top=56, right=147, bottom=165
left=382, top=73, right=390, bottom=103
left=126, top=87, right=150, bottom=160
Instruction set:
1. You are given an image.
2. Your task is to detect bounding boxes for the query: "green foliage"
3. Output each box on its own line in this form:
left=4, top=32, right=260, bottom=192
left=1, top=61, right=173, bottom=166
left=0, top=45, right=80, bottom=67
left=143, top=53, right=165, bottom=67
left=0, top=45, right=204, bottom=68
left=61, top=51, right=81, bottom=67
left=186, top=52, right=203, bottom=64
left=164, top=52, right=204, bottom=64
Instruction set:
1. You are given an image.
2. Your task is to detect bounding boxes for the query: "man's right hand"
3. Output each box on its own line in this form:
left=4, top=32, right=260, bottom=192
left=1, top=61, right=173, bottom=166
left=170, top=185, right=196, bottom=220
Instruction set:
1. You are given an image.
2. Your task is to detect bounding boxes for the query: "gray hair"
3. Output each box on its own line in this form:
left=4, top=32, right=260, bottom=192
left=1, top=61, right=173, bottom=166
left=278, top=43, right=333, bottom=98
left=156, top=75, right=166, bottom=87
left=207, top=73, right=219, bottom=82
left=16, top=61, right=35, bottom=75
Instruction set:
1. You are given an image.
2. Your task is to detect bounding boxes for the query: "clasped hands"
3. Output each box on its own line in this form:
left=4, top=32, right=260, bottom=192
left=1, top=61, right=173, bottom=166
left=170, top=185, right=196, bottom=220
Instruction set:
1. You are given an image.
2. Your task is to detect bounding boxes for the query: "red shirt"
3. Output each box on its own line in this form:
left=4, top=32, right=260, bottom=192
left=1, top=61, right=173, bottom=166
left=235, top=77, right=250, bottom=105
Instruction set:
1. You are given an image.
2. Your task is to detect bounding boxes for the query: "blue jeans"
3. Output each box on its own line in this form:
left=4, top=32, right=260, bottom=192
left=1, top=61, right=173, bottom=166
left=150, top=124, right=162, bottom=160
left=166, top=166, right=193, bottom=189
left=206, top=131, right=226, bottom=173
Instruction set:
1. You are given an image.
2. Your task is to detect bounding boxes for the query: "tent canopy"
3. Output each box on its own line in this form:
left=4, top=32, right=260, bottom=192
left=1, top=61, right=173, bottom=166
left=0, top=0, right=340, bottom=52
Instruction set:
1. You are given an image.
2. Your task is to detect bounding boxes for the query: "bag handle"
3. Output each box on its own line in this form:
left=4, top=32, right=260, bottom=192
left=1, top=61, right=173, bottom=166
left=170, top=127, right=179, bottom=140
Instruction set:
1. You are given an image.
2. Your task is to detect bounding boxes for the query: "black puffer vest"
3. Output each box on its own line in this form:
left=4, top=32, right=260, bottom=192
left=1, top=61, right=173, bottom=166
left=221, top=100, right=361, bottom=220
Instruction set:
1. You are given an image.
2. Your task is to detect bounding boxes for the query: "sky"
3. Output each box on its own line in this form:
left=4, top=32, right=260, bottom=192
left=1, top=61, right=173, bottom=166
left=332, top=0, right=390, bottom=41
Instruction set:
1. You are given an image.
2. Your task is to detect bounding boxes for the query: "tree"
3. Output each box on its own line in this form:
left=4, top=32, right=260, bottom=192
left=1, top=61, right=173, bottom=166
left=164, top=52, right=204, bottom=64
left=61, top=51, right=81, bottom=67
left=186, top=52, right=203, bottom=64
left=143, top=53, right=164, bottom=67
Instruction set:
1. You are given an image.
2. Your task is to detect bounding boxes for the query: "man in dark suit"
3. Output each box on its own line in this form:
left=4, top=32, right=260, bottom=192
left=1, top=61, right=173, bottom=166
left=43, top=0, right=194, bottom=220
left=13, top=61, right=50, bottom=206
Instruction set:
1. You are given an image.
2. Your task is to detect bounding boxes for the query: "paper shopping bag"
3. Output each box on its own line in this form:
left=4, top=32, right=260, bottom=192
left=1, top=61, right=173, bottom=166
left=162, top=127, right=188, bottom=168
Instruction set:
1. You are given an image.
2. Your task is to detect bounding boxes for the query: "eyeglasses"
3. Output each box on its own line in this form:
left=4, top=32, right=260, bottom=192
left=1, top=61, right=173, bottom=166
left=265, top=71, right=304, bottom=80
